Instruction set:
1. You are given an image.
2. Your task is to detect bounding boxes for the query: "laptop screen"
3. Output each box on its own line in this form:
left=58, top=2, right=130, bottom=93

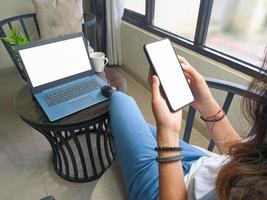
left=18, top=36, right=92, bottom=87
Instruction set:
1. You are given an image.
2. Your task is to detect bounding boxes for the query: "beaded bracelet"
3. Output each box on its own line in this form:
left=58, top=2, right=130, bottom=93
left=154, top=146, right=182, bottom=152
left=204, top=109, right=223, bottom=120
left=200, top=108, right=225, bottom=122
left=200, top=108, right=226, bottom=131
left=200, top=112, right=225, bottom=122
left=156, top=154, right=183, bottom=163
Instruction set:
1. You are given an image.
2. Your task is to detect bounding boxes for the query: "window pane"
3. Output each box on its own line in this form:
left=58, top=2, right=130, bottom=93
left=206, top=0, right=267, bottom=67
left=125, top=0, right=146, bottom=15
left=153, top=0, right=200, bottom=41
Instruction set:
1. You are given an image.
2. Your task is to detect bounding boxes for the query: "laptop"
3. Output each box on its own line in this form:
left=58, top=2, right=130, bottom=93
left=16, top=32, right=108, bottom=121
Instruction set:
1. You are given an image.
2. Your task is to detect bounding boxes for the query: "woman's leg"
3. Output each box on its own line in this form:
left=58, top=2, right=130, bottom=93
left=109, top=92, right=159, bottom=200
left=109, top=92, right=208, bottom=199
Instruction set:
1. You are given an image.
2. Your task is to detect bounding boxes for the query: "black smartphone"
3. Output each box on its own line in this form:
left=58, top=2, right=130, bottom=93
left=144, top=39, right=194, bottom=112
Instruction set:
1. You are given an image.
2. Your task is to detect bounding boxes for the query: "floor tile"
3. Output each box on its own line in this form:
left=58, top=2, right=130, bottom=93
left=0, top=143, right=46, bottom=200
left=126, top=80, right=150, bottom=104
left=33, top=138, right=52, bottom=171
left=0, top=71, right=34, bottom=150
left=0, top=122, right=34, bottom=151
left=34, top=135, right=102, bottom=200
left=31, top=129, right=47, bottom=142
left=115, top=67, right=151, bottom=105
left=188, top=128, right=209, bottom=149
left=35, top=138, right=97, bottom=200
left=43, top=172, right=97, bottom=200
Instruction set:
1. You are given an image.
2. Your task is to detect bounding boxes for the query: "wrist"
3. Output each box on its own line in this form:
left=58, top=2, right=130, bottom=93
left=157, top=129, right=179, bottom=147
left=158, top=151, right=180, bottom=157
left=198, top=99, right=221, bottom=118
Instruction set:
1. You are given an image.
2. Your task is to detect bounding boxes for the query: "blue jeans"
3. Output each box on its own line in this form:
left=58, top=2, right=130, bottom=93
left=109, top=92, right=207, bottom=200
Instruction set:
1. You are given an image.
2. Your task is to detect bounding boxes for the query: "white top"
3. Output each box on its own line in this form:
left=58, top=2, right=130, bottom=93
left=184, top=154, right=229, bottom=200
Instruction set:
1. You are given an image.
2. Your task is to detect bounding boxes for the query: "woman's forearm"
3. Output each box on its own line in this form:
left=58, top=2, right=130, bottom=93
left=199, top=98, right=241, bottom=154
left=205, top=116, right=241, bottom=154
left=157, top=130, right=187, bottom=200
left=159, top=160, right=186, bottom=200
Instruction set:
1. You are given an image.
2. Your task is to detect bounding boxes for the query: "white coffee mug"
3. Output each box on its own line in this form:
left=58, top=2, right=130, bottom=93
left=89, top=52, right=109, bottom=72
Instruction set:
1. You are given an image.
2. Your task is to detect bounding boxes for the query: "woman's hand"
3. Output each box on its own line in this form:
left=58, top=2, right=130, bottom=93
left=150, top=74, right=182, bottom=146
left=178, top=56, right=220, bottom=118
left=150, top=72, right=187, bottom=200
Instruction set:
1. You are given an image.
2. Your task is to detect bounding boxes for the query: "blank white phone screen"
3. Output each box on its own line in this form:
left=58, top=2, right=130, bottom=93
left=18, top=37, right=92, bottom=87
left=145, top=39, right=194, bottom=111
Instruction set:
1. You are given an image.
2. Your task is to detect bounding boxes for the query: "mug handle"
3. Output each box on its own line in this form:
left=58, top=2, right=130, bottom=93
left=104, top=58, right=109, bottom=66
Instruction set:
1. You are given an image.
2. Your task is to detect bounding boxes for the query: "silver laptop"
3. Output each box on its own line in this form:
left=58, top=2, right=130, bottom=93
left=16, top=32, right=108, bottom=121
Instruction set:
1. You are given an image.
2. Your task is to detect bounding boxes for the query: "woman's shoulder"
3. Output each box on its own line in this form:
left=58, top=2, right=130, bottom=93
left=185, top=154, right=229, bottom=200
left=185, top=154, right=229, bottom=182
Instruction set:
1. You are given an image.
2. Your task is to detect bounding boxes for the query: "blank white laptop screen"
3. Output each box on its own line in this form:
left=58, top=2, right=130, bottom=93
left=19, top=37, right=92, bottom=87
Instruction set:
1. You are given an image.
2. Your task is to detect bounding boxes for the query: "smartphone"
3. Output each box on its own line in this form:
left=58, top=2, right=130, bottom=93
left=144, top=39, right=194, bottom=112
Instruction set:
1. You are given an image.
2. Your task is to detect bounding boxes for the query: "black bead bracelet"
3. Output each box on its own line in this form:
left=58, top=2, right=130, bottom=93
left=154, top=146, right=182, bottom=152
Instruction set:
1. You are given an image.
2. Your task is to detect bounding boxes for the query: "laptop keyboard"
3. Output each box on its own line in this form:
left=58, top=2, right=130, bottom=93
left=44, top=79, right=102, bottom=107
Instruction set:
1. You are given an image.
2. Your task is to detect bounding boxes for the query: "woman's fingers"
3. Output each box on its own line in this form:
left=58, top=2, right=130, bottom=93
left=178, top=56, right=192, bottom=73
left=183, top=71, right=192, bottom=84
left=178, top=55, right=190, bottom=66
left=180, top=62, right=202, bottom=82
left=183, top=71, right=191, bottom=79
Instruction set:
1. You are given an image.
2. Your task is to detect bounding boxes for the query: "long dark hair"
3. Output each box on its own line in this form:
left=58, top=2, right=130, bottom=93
left=216, top=52, right=267, bottom=199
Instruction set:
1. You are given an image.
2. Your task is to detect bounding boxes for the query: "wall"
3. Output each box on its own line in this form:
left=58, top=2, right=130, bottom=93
left=121, top=21, right=253, bottom=137
left=0, top=0, right=90, bottom=70
left=0, top=0, right=35, bottom=70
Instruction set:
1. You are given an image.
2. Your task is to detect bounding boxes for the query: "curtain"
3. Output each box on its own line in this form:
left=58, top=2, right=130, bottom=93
left=91, top=0, right=106, bottom=53
left=106, top=0, right=125, bottom=65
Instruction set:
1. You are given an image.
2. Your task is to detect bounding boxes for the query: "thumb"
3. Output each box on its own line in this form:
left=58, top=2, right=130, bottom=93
left=151, top=75, right=161, bottom=101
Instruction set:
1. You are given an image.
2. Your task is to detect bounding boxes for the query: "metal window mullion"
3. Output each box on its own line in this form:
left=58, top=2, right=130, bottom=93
left=123, top=9, right=145, bottom=23
left=145, top=0, right=155, bottom=25
left=194, top=0, right=214, bottom=47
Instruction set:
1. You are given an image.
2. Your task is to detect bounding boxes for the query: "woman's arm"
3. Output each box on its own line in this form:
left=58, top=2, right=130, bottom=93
left=158, top=147, right=186, bottom=200
left=150, top=75, right=186, bottom=200
left=178, top=57, right=241, bottom=154
left=198, top=98, right=241, bottom=154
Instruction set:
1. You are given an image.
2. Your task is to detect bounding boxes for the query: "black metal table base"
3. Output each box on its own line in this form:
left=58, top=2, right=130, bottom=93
left=25, top=113, right=115, bottom=182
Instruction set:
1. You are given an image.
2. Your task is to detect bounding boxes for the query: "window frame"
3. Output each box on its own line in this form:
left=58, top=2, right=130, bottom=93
left=123, top=0, right=263, bottom=77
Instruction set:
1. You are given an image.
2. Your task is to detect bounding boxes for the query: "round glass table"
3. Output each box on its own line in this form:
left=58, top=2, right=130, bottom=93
left=14, top=68, right=127, bottom=182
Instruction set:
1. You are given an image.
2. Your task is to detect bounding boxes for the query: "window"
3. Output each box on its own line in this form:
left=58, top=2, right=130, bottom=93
left=123, top=0, right=267, bottom=76
left=206, top=0, right=267, bottom=67
left=125, top=0, right=146, bottom=15
left=154, top=0, right=200, bottom=41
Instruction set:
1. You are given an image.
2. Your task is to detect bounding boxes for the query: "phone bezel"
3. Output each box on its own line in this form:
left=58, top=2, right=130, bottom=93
left=143, top=38, right=194, bottom=112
